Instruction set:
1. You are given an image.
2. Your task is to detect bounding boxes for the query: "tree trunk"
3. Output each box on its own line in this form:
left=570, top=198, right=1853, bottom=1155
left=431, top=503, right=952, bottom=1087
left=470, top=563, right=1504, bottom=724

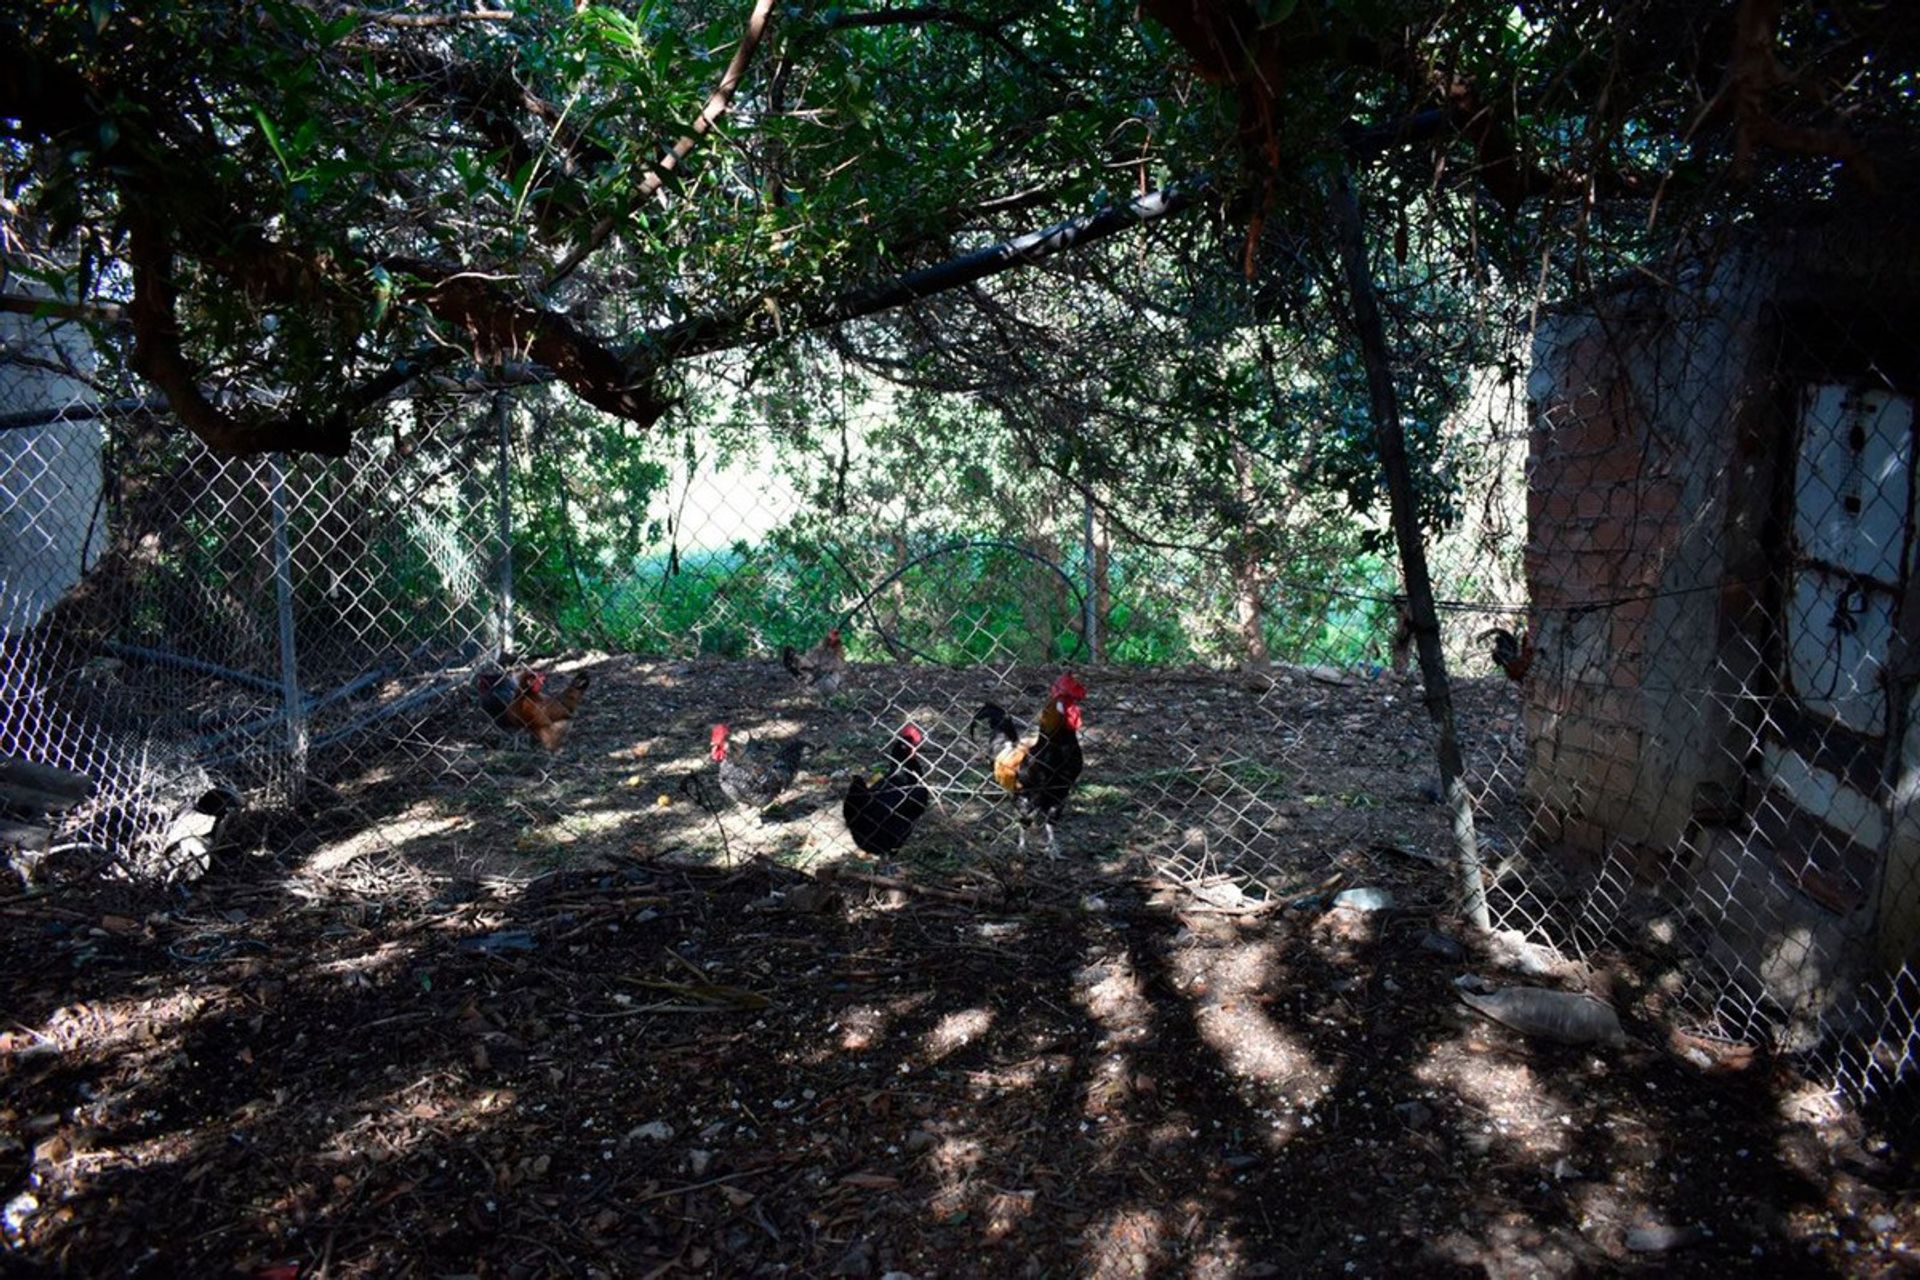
left=1326, top=163, right=1489, bottom=930
left=1230, top=441, right=1271, bottom=671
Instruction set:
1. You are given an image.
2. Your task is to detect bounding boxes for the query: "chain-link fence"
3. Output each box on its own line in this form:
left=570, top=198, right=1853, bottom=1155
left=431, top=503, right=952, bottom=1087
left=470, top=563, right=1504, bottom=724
left=3, top=214, right=1916, bottom=1127
left=1472, top=217, right=1920, bottom=1117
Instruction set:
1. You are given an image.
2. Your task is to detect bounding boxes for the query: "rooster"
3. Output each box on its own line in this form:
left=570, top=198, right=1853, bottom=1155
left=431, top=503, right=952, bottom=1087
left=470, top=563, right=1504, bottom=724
left=1479, top=627, right=1535, bottom=682
left=474, top=667, right=522, bottom=733
left=843, top=723, right=930, bottom=857
left=781, top=628, right=847, bottom=695
left=706, top=724, right=810, bottom=810
left=495, top=669, right=591, bottom=750
left=972, top=673, right=1087, bottom=858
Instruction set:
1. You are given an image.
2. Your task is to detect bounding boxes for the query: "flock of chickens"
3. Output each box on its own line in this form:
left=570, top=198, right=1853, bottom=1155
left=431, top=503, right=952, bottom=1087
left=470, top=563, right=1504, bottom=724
left=470, top=629, right=1091, bottom=860
left=468, top=618, right=1523, bottom=862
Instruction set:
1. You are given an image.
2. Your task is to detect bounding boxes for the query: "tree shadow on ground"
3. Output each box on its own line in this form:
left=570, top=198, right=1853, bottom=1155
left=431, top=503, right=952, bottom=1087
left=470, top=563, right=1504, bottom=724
left=3, top=842, right=1911, bottom=1278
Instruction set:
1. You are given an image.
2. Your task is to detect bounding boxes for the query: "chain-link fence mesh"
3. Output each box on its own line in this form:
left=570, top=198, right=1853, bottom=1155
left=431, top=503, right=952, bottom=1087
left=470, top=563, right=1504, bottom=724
left=3, top=213, right=1916, bottom=1127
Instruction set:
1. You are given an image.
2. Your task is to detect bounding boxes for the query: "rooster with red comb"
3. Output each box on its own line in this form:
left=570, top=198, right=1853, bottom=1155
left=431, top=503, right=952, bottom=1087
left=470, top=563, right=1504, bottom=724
left=972, top=673, right=1087, bottom=858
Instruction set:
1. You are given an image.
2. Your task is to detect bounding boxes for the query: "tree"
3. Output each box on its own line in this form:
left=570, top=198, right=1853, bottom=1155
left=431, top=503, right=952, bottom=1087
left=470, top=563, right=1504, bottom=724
left=3, top=0, right=1911, bottom=460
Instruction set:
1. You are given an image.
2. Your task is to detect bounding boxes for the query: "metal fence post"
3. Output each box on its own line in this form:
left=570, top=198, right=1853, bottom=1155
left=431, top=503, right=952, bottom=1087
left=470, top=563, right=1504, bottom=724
left=267, top=453, right=308, bottom=800
left=1082, top=490, right=1100, bottom=664
left=494, top=390, right=515, bottom=657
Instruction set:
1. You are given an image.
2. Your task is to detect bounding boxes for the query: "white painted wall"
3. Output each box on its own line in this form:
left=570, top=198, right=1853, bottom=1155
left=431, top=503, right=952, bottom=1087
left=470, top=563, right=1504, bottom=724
left=0, top=302, right=102, bottom=631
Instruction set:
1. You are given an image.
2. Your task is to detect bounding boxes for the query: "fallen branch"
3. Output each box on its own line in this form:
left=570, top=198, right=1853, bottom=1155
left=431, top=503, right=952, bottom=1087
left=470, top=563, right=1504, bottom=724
left=629, top=1165, right=781, bottom=1207
left=836, top=869, right=1005, bottom=908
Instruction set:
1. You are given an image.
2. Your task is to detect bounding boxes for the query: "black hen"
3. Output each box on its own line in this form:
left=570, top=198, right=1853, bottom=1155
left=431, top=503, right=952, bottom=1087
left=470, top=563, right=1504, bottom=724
left=474, top=667, right=520, bottom=732
left=843, top=723, right=930, bottom=856
left=709, top=724, right=809, bottom=809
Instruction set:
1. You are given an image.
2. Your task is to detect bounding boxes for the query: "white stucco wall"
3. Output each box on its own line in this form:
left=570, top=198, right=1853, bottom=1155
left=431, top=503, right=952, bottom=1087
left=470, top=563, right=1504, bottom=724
left=0, top=303, right=103, bottom=631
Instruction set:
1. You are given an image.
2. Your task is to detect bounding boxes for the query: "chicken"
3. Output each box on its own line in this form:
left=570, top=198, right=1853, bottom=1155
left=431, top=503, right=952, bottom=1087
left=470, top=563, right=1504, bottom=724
left=474, top=667, right=522, bottom=733
left=1479, top=627, right=1535, bottom=682
left=843, top=723, right=930, bottom=856
left=972, top=673, right=1087, bottom=858
left=498, top=669, right=591, bottom=750
left=781, top=628, right=847, bottom=694
left=709, top=723, right=810, bottom=809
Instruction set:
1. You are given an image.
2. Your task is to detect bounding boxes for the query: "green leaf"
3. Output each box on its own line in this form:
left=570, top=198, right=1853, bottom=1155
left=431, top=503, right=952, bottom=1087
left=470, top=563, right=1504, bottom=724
left=251, top=107, right=290, bottom=173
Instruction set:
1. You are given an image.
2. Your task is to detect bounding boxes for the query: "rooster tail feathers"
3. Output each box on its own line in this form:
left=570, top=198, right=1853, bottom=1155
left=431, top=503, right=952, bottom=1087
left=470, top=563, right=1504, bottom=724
left=971, top=702, right=1022, bottom=746
left=780, top=645, right=803, bottom=677
left=556, top=671, right=591, bottom=713
left=678, top=772, right=719, bottom=814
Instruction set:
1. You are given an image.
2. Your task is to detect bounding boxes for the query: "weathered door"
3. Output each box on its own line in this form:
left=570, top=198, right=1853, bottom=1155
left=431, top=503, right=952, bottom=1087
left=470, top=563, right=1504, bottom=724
left=1774, top=381, right=1918, bottom=958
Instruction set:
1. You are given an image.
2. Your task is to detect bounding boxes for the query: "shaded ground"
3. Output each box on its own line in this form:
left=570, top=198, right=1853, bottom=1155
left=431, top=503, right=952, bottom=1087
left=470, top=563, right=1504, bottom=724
left=1, top=659, right=1914, bottom=1277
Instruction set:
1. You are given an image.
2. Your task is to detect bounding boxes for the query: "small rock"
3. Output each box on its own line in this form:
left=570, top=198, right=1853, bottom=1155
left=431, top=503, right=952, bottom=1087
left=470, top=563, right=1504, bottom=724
left=627, top=1120, right=673, bottom=1142
left=1551, top=1157, right=1582, bottom=1181
left=2, top=1191, right=39, bottom=1244
left=688, top=1149, right=714, bottom=1177
left=904, top=1129, right=937, bottom=1153
left=831, top=1240, right=875, bottom=1277
left=1626, top=1224, right=1706, bottom=1253
left=1418, top=930, right=1466, bottom=962
left=1869, top=1214, right=1897, bottom=1234
left=1394, top=1101, right=1433, bottom=1130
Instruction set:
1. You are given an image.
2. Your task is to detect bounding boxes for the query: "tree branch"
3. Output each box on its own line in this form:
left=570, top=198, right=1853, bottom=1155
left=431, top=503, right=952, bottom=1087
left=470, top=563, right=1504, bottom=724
left=0, top=294, right=130, bottom=326
left=545, top=0, right=779, bottom=289
left=824, top=7, right=1068, bottom=87
left=398, top=264, right=674, bottom=425
left=331, top=4, right=515, bottom=27
left=635, top=179, right=1207, bottom=364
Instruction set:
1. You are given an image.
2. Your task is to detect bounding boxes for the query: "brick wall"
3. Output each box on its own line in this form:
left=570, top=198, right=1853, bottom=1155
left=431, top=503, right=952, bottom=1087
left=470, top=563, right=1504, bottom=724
left=1521, top=263, right=1774, bottom=863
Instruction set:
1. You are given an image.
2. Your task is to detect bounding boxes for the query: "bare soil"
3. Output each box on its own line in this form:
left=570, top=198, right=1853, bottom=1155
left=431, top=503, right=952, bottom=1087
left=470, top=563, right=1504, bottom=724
left=1, top=657, right=1913, bottom=1277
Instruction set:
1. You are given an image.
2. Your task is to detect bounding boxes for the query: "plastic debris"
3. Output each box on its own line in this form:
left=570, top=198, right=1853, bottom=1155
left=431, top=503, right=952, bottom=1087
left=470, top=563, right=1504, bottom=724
left=1330, top=887, right=1394, bottom=913
left=1457, top=985, right=1628, bottom=1047
left=457, top=929, right=537, bottom=954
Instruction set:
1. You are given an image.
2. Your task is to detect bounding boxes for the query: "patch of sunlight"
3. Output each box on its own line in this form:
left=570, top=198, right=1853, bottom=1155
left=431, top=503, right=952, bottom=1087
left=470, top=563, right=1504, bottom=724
left=922, top=1007, right=994, bottom=1060
left=982, top=1188, right=1037, bottom=1242
left=312, top=940, right=419, bottom=984
left=306, top=806, right=470, bottom=872
left=962, top=1055, right=1067, bottom=1097
left=929, top=1134, right=984, bottom=1184
left=826, top=991, right=932, bottom=1054
left=1185, top=1223, right=1254, bottom=1277
left=1415, top=1040, right=1575, bottom=1158
left=317, top=1080, right=519, bottom=1167
left=1083, top=1206, right=1167, bottom=1279
left=1170, top=940, right=1331, bottom=1110
left=1143, top=1121, right=1196, bottom=1155
left=540, top=808, right=631, bottom=846
left=1075, top=955, right=1154, bottom=1048
left=1082, top=1052, right=1134, bottom=1119
left=25, top=989, right=223, bottom=1061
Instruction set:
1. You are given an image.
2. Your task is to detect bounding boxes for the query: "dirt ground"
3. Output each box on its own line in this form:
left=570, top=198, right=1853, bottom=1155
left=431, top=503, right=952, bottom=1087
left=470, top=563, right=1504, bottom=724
left=1, top=657, right=1914, bottom=1277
